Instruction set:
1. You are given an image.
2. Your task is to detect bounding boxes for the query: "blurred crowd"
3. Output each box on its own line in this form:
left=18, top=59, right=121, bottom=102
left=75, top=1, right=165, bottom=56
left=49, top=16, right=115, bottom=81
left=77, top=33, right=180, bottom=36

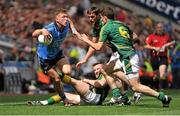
left=0, top=0, right=180, bottom=93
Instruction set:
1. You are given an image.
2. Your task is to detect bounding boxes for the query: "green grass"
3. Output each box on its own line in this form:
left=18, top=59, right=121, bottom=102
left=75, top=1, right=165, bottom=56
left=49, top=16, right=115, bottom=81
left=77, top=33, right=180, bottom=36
left=0, top=90, right=180, bottom=115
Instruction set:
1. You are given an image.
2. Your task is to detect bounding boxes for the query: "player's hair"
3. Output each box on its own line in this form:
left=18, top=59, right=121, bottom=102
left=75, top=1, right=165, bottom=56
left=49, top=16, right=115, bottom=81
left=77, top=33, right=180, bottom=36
left=92, top=62, right=101, bottom=67
left=54, top=8, right=67, bottom=16
left=86, top=6, right=100, bottom=15
left=100, top=7, right=115, bottom=20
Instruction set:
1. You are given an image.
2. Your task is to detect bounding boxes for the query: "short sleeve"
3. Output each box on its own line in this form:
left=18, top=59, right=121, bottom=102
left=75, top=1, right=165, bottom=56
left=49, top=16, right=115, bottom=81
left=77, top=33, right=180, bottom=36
left=43, top=23, right=54, bottom=33
left=145, top=34, right=153, bottom=45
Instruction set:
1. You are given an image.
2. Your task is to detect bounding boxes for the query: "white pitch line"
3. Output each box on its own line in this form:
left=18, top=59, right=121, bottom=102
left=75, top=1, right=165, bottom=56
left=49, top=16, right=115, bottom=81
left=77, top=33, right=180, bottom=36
left=0, top=102, right=27, bottom=106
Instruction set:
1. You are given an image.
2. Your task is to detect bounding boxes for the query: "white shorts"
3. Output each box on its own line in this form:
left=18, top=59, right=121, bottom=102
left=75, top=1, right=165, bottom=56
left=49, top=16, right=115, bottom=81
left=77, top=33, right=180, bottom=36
left=108, top=52, right=123, bottom=70
left=122, top=54, right=140, bottom=80
left=80, top=90, right=101, bottom=105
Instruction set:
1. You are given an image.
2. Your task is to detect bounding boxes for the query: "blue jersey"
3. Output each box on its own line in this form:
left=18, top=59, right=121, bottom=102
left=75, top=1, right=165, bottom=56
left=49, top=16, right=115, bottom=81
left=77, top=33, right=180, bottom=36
left=37, top=21, right=70, bottom=59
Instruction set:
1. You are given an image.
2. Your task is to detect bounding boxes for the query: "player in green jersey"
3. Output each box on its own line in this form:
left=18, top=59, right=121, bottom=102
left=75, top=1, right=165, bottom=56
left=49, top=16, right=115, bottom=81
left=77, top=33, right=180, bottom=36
left=80, top=7, right=171, bottom=107
left=27, top=63, right=119, bottom=106
left=76, top=6, right=132, bottom=105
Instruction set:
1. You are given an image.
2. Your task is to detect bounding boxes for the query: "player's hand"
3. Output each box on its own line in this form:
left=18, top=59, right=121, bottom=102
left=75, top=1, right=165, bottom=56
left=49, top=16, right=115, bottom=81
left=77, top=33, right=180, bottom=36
left=100, top=68, right=107, bottom=76
left=42, top=29, right=51, bottom=39
left=76, top=58, right=87, bottom=69
left=63, top=98, right=72, bottom=107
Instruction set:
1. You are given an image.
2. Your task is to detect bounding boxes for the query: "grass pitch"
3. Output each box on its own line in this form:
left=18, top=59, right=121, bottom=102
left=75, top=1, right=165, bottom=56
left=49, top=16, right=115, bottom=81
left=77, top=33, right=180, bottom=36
left=0, top=90, right=180, bottom=115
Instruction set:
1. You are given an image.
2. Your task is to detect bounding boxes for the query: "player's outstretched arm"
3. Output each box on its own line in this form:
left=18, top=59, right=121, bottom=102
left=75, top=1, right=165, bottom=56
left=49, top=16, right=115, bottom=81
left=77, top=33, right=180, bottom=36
left=32, top=29, right=50, bottom=38
left=81, top=34, right=104, bottom=50
left=76, top=37, right=98, bottom=69
left=82, top=77, right=107, bottom=88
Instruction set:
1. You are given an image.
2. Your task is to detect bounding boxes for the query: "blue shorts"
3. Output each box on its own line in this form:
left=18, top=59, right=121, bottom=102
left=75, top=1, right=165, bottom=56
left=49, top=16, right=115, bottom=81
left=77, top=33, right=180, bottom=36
left=39, top=50, right=65, bottom=74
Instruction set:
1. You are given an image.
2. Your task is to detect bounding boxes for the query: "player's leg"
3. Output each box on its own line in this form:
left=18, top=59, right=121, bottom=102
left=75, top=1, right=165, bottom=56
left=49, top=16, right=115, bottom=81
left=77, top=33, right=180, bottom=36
left=39, top=57, right=67, bottom=103
left=101, top=69, right=130, bottom=105
left=70, top=78, right=90, bottom=97
left=114, top=77, right=131, bottom=105
left=28, top=93, right=81, bottom=105
left=125, top=54, right=171, bottom=107
left=55, top=57, right=73, bottom=84
left=47, top=68, right=67, bottom=101
left=101, top=57, right=132, bottom=105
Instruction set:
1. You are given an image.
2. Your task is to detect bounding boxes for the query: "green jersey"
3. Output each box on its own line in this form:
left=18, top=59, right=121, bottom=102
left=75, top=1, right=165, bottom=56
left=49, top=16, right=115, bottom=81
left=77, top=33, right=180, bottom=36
left=92, top=18, right=103, bottom=37
left=99, top=20, right=136, bottom=59
left=90, top=74, right=110, bottom=105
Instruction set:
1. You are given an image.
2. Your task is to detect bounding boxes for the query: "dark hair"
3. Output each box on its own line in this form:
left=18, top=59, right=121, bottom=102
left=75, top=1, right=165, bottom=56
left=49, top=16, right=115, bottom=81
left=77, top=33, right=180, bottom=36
left=134, top=39, right=141, bottom=45
left=54, top=8, right=67, bottom=16
left=86, top=6, right=100, bottom=15
left=92, top=62, right=101, bottom=67
left=101, top=7, right=115, bottom=20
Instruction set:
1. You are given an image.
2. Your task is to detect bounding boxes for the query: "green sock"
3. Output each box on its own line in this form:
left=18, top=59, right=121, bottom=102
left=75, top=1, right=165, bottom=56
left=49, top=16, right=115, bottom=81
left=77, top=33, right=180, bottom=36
left=47, top=98, right=55, bottom=104
left=112, top=88, right=121, bottom=98
left=158, top=92, right=165, bottom=101
left=121, top=93, right=128, bottom=101
left=57, top=71, right=64, bottom=79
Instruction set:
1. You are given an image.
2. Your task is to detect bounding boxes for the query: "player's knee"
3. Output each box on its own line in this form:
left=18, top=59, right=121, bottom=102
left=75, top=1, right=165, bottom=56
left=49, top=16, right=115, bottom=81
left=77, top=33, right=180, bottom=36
left=132, top=85, right=140, bottom=92
left=62, top=65, right=72, bottom=75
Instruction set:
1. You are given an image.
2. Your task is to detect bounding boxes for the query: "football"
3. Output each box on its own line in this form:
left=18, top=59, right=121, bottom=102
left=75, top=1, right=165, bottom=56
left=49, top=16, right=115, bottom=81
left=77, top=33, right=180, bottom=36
left=38, top=34, right=53, bottom=45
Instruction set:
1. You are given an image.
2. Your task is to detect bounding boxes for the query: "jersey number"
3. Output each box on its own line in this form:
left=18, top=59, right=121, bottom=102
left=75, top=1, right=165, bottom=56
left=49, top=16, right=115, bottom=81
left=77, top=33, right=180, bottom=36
left=119, top=26, right=130, bottom=39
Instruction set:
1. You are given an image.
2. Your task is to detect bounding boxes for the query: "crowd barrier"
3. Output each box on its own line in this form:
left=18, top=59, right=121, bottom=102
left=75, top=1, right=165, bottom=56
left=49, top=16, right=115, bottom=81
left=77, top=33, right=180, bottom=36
left=0, top=61, right=34, bottom=93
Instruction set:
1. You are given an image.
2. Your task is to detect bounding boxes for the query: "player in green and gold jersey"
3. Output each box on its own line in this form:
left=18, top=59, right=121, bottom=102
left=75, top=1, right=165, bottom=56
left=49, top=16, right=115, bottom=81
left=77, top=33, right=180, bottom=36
left=80, top=7, right=171, bottom=107
left=76, top=6, right=132, bottom=105
left=28, top=63, right=114, bottom=106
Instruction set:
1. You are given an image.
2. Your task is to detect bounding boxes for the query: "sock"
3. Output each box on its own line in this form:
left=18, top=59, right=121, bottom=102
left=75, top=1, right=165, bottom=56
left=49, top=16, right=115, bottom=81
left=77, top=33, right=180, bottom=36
left=62, top=75, right=72, bottom=84
left=57, top=71, right=71, bottom=84
left=47, top=95, right=61, bottom=105
left=47, top=98, right=55, bottom=105
left=121, top=92, right=128, bottom=101
left=157, top=92, right=165, bottom=101
left=112, top=88, right=121, bottom=98
left=51, top=95, right=61, bottom=102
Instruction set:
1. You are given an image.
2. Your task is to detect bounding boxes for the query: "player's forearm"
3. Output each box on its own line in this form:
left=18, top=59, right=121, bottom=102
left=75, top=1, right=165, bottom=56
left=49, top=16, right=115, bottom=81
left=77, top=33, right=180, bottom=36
left=83, top=47, right=95, bottom=61
left=85, top=79, right=104, bottom=88
left=32, top=29, right=44, bottom=37
left=85, top=39, right=102, bottom=50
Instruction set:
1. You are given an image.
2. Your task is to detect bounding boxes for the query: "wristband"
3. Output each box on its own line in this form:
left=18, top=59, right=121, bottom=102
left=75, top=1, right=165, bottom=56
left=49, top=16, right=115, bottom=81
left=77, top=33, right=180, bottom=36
left=72, top=27, right=77, bottom=34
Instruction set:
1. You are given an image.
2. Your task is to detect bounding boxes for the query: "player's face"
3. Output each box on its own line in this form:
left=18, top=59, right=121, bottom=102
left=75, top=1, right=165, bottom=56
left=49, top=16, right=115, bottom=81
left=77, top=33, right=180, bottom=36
left=56, top=13, right=68, bottom=27
left=100, top=15, right=107, bottom=25
left=93, top=64, right=103, bottom=78
left=87, top=13, right=97, bottom=24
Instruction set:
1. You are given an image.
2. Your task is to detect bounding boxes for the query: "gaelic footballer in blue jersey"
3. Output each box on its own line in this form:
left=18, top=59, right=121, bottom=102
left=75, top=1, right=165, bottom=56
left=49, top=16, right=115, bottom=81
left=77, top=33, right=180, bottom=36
left=32, top=8, right=79, bottom=106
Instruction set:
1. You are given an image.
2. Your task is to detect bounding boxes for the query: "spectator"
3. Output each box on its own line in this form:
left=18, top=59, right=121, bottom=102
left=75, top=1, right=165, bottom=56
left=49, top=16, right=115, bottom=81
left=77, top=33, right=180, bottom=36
left=5, top=47, right=19, bottom=61
left=0, top=49, right=4, bottom=63
left=171, top=42, right=180, bottom=89
left=0, top=49, right=4, bottom=91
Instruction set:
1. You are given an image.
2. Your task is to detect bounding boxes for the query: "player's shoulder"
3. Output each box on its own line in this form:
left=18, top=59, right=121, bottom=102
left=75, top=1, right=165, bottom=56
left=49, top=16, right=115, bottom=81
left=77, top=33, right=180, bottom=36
left=43, top=22, right=55, bottom=30
left=101, top=20, right=112, bottom=31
